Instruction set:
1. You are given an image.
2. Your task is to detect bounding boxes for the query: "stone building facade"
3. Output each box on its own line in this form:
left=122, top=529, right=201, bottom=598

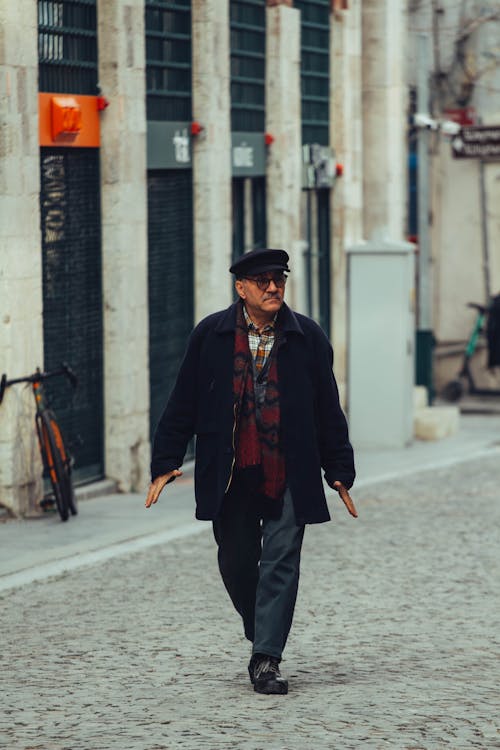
left=408, top=0, right=500, bottom=391
left=0, top=0, right=409, bottom=516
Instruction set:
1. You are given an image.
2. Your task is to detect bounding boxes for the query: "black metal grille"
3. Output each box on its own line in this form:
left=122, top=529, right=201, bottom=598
left=40, top=148, right=103, bottom=482
left=145, top=0, right=192, bottom=121
left=38, top=0, right=98, bottom=94
left=148, top=170, right=194, bottom=445
left=252, top=177, right=266, bottom=250
left=232, top=178, right=245, bottom=264
left=317, top=189, right=331, bottom=335
left=230, top=0, right=266, bottom=132
left=296, top=0, right=330, bottom=145
left=231, top=177, right=267, bottom=265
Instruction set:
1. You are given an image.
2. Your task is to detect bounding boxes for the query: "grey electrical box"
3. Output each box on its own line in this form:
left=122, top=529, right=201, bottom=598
left=347, top=239, right=416, bottom=449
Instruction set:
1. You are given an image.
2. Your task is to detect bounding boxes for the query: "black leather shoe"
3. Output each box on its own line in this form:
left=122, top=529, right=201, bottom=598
left=248, top=654, right=288, bottom=695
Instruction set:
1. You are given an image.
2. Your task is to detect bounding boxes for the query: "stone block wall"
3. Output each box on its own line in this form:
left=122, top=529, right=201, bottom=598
left=265, top=3, right=302, bottom=310
left=330, top=0, right=364, bottom=389
left=0, top=2, right=44, bottom=515
left=191, top=0, right=233, bottom=321
left=98, top=0, right=151, bottom=492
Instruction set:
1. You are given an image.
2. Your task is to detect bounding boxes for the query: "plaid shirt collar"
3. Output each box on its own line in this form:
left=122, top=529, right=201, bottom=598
left=243, top=305, right=277, bottom=372
left=242, top=305, right=277, bottom=334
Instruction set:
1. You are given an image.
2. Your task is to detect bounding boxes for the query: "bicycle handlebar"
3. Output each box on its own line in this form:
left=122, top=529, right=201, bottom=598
left=0, top=362, right=78, bottom=405
left=467, top=302, right=488, bottom=314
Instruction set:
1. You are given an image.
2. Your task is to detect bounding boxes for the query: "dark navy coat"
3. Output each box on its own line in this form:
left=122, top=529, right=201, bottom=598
left=151, top=302, right=355, bottom=525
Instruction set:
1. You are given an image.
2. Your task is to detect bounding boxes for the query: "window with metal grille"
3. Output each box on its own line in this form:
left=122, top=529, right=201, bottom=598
left=230, top=0, right=266, bottom=132
left=148, top=171, right=194, bottom=443
left=145, top=0, right=192, bottom=121
left=296, top=0, right=330, bottom=145
left=232, top=177, right=267, bottom=266
left=38, top=0, right=98, bottom=94
left=41, top=148, right=104, bottom=482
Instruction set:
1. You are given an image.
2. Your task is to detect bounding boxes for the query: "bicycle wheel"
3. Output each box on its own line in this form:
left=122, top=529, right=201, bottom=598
left=37, top=412, right=70, bottom=522
left=49, top=416, right=77, bottom=516
left=441, top=378, right=464, bottom=403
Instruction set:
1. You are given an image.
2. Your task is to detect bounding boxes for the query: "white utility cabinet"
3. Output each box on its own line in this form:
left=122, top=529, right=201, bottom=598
left=346, top=239, right=416, bottom=449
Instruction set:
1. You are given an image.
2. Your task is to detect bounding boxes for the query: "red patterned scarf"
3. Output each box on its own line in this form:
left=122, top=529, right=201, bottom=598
left=233, top=302, right=286, bottom=503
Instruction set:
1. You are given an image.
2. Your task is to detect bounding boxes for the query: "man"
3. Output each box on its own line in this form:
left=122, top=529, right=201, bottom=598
left=146, top=248, right=356, bottom=696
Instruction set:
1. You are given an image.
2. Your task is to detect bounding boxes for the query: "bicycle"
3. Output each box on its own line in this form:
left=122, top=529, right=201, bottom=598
left=441, top=301, right=500, bottom=402
left=0, top=363, right=78, bottom=522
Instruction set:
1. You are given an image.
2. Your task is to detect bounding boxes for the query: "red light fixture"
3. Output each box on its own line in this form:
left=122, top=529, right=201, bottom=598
left=264, top=132, right=275, bottom=146
left=335, top=162, right=344, bottom=177
left=191, top=121, right=204, bottom=136
left=96, top=96, right=110, bottom=111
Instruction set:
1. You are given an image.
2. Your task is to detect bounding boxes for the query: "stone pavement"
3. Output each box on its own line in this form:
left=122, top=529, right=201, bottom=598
left=1, top=413, right=499, bottom=588
left=1, top=414, right=500, bottom=749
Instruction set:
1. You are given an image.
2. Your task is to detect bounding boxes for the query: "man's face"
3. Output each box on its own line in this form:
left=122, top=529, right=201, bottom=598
left=235, top=271, right=287, bottom=321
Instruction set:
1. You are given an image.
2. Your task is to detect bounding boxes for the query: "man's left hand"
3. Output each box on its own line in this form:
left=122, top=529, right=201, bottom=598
left=333, top=481, right=358, bottom=518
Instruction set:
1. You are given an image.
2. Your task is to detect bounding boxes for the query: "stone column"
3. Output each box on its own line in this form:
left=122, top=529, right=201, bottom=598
left=330, top=0, right=364, bottom=393
left=192, top=0, right=233, bottom=321
left=361, top=0, right=407, bottom=241
left=265, top=2, right=302, bottom=310
left=0, top=3, right=44, bottom=516
left=98, top=0, right=150, bottom=492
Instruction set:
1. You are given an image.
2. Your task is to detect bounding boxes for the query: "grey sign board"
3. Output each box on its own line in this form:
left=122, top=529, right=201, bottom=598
left=147, top=125, right=268, bottom=175
left=147, top=121, right=192, bottom=170
left=302, top=144, right=336, bottom=189
left=231, top=133, right=266, bottom=177
left=452, top=125, right=500, bottom=160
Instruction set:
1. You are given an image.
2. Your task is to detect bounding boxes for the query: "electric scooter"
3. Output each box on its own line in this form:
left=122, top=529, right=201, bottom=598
left=441, top=302, right=500, bottom=402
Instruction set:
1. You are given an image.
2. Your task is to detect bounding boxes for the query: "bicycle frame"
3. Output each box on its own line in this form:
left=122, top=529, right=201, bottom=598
left=0, top=363, right=77, bottom=405
left=33, top=382, right=71, bottom=484
left=0, top=365, right=77, bottom=466
left=0, top=364, right=78, bottom=520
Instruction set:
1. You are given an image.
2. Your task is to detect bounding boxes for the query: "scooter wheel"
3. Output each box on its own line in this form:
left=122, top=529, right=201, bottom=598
left=441, top=379, right=464, bottom=402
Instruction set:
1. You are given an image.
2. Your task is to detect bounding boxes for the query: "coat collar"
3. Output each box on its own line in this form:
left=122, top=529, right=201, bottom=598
left=215, top=300, right=304, bottom=336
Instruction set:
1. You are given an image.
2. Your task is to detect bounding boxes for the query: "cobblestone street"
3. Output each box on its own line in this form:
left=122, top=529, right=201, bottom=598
left=1, top=453, right=499, bottom=750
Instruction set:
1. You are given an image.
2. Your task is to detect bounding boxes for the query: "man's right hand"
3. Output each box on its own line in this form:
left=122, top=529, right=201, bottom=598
left=333, top=481, right=358, bottom=518
left=145, top=469, right=183, bottom=508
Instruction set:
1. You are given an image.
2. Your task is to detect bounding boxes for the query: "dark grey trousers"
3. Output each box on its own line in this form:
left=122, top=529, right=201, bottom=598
left=212, top=484, right=305, bottom=660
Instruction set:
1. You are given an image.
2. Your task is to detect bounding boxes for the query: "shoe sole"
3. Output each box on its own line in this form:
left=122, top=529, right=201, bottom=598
left=254, top=679, right=288, bottom=695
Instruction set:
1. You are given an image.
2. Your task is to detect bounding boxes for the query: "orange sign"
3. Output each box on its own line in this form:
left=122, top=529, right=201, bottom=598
left=39, top=93, right=101, bottom=147
left=51, top=97, right=82, bottom=140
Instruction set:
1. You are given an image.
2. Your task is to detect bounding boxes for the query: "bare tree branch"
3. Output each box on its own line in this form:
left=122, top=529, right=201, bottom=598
left=456, top=11, right=500, bottom=43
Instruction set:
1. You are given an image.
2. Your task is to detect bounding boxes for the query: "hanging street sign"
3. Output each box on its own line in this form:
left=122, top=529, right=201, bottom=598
left=452, top=125, right=500, bottom=160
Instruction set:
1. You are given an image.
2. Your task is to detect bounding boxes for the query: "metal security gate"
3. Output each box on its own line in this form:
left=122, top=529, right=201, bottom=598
left=303, top=189, right=331, bottom=336
left=40, top=147, right=103, bottom=482
left=317, top=189, right=331, bottom=334
left=145, top=0, right=192, bottom=121
left=230, top=0, right=265, bottom=133
left=298, top=0, right=332, bottom=336
left=296, top=0, right=330, bottom=146
left=232, top=176, right=267, bottom=264
left=230, top=1, right=266, bottom=264
left=38, top=0, right=99, bottom=95
left=148, top=171, right=194, bottom=441
left=38, top=0, right=103, bottom=482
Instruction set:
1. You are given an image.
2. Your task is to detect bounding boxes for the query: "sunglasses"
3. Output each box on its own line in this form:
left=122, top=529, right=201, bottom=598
left=242, top=273, right=288, bottom=291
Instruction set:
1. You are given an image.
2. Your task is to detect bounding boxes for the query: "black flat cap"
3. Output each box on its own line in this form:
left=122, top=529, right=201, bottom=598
left=229, top=248, right=290, bottom=276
